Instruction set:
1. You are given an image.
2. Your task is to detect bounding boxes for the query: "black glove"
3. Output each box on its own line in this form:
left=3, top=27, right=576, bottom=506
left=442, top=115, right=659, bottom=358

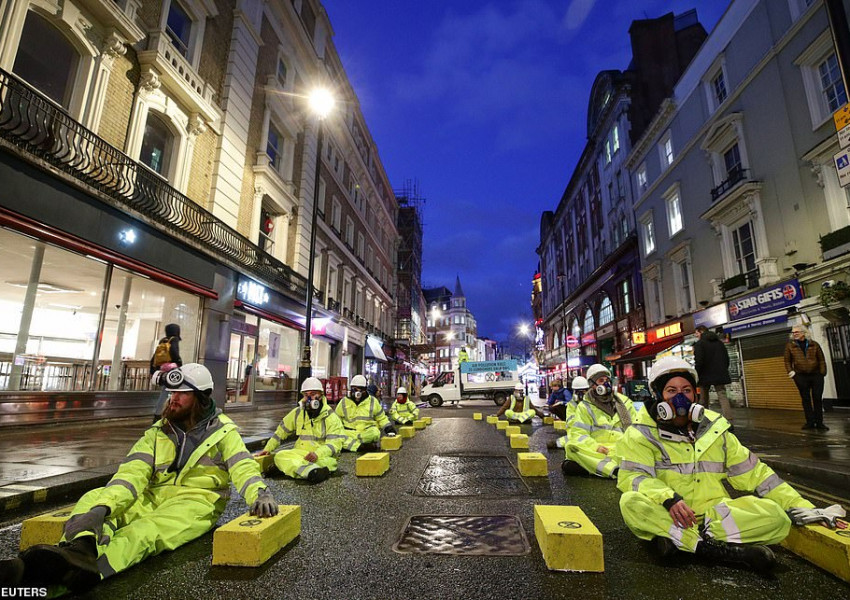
left=63, top=505, right=109, bottom=544
left=383, top=424, right=397, bottom=436
left=250, top=488, right=278, bottom=518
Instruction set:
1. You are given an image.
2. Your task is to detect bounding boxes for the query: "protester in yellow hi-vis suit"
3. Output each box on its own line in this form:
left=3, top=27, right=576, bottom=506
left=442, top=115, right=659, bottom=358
left=494, top=383, right=542, bottom=423
left=5, top=364, right=277, bottom=593
left=561, top=364, right=637, bottom=479
left=257, top=377, right=345, bottom=483
left=389, top=386, right=419, bottom=425
left=546, top=376, right=589, bottom=452
left=617, top=356, right=844, bottom=573
left=336, top=374, right=395, bottom=452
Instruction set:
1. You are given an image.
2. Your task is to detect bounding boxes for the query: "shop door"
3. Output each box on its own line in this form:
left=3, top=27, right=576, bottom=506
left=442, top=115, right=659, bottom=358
left=825, top=324, right=850, bottom=404
left=227, top=332, right=257, bottom=404
left=738, top=331, right=799, bottom=410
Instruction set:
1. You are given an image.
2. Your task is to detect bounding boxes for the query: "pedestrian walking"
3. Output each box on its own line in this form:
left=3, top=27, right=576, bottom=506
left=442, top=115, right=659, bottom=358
left=693, top=325, right=732, bottom=420
left=150, top=323, right=182, bottom=421
left=784, top=325, right=828, bottom=430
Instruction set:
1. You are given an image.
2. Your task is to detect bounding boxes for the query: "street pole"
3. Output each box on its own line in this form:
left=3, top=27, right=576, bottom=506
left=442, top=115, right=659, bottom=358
left=298, top=118, right=324, bottom=389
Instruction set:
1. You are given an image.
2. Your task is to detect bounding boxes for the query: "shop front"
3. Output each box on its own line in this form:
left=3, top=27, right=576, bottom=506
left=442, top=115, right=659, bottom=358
left=365, top=335, right=389, bottom=399
left=612, top=319, right=691, bottom=397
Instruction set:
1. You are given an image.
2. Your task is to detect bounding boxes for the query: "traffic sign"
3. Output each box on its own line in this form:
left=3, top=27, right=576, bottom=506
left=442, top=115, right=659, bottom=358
left=835, top=104, right=850, bottom=131
left=840, top=124, right=850, bottom=149
left=835, top=148, right=850, bottom=188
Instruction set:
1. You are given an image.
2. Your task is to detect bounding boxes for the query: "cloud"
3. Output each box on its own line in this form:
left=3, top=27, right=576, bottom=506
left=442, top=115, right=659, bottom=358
left=563, top=0, right=597, bottom=31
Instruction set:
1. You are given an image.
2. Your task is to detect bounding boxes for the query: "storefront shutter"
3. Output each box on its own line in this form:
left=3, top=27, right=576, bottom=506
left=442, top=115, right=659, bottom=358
left=737, top=332, right=800, bottom=410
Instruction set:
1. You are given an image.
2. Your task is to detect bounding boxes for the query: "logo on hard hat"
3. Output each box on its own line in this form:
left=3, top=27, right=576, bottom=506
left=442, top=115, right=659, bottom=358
left=165, top=369, right=185, bottom=387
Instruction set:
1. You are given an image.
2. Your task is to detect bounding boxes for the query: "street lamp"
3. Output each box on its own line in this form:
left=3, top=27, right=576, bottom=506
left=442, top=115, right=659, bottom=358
left=299, top=86, right=336, bottom=387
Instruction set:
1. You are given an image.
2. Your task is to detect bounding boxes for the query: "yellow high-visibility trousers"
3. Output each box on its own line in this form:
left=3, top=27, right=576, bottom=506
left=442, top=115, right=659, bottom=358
left=273, top=448, right=337, bottom=479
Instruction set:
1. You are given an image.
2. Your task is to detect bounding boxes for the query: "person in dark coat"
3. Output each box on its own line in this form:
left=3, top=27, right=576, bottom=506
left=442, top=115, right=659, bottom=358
left=546, top=378, right=571, bottom=421
left=151, top=323, right=183, bottom=420
left=693, top=326, right=732, bottom=420
left=784, top=325, right=828, bottom=430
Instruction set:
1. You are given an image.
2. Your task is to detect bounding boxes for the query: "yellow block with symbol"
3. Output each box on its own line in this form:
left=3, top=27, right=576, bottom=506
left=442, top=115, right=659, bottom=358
left=534, top=505, right=604, bottom=572
left=517, top=452, right=548, bottom=477
left=212, top=505, right=301, bottom=567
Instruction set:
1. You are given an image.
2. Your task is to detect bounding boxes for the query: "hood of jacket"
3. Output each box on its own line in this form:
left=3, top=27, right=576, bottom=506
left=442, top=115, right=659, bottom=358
left=165, top=323, right=182, bottom=340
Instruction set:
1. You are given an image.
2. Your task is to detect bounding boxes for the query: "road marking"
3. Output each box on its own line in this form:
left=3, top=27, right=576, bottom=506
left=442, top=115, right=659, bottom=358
left=793, top=482, right=850, bottom=506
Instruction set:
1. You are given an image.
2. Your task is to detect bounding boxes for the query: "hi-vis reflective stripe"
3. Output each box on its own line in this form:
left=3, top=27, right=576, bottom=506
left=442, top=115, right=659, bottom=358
left=634, top=425, right=673, bottom=463
left=225, top=451, right=252, bottom=469
left=713, top=502, right=742, bottom=543
left=324, top=443, right=338, bottom=456
left=296, top=463, right=313, bottom=477
left=122, top=452, right=154, bottom=466
left=620, top=460, right=655, bottom=476
left=238, top=475, right=264, bottom=496
left=587, top=409, right=621, bottom=432
left=756, top=473, right=784, bottom=497
left=573, top=422, right=592, bottom=432
left=727, top=452, right=759, bottom=477
left=105, top=479, right=137, bottom=499
left=300, top=435, right=316, bottom=441
left=631, top=475, right=648, bottom=491
left=655, top=461, right=725, bottom=475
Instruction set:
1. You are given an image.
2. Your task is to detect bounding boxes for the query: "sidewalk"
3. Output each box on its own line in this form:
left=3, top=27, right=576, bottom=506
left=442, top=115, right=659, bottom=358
left=0, top=404, right=848, bottom=515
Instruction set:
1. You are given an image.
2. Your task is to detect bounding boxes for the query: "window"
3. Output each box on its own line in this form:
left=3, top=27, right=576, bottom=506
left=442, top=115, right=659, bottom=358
left=636, top=163, right=647, bottom=191
left=619, top=279, right=631, bottom=314
left=12, top=11, right=80, bottom=109
left=266, top=124, right=281, bottom=170
left=583, top=308, right=595, bottom=334
left=317, top=178, right=326, bottom=216
left=797, top=32, right=850, bottom=127
left=819, top=53, right=847, bottom=113
left=277, top=59, right=288, bottom=88
left=598, top=296, right=614, bottom=326
left=665, top=189, right=683, bottom=236
left=660, top=133, right=674, bottom=167
left=604, top=140, right=612, bottom=164
left=640, top=215, right=656, bottom=256
left=259, top=207, right=275, bottom=254
left=679, top=261, right=693, bottom=312
left=732, top=221, right=757, bottom=276
left=165, top=1, right=192, bottom=57
left=723, top=143, right=742, bottom=178
left=331, top=198, right=341, bottom=231
left=357, top=233, right=364, bottom=259
left=612, top=125, right=620, bottom=154
left=713, top=70, right=727, bottom=106
left=345, top=217, right=354, bottom=247
left=139, top=112, right=174, bottom=176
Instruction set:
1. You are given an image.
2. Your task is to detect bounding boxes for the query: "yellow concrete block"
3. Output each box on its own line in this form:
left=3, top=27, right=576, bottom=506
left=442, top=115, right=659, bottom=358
left=782, top=520, right=850, bottom=582
left=356, top=452, right=390, bottom=476
left=510, top=434, right=529, bottom=449
left=505, top=425, right=521, bottom=437
left=254, top=454, right=275, bottom=474
left=473, top=413, right=483, bottom=420
left=553, top=421, right=567, bottom=431
left=414, top=419, right=427, bottom=430
left=212, top=505, right=300, bottom=567
left=422, top=417, right=432, bottom=425
left=534, top=505, right=604, bottom=572
left=380, top=435, right=403, bottom=451
left=399, top=426, right=416, bottom=439
left=517, top=452, right=548, bottom=477
left=496, top=420, right=508, bottom=430
left=20, top=506, right=75, bottom=551
left=486, top=415, right=498, bottom=424
left=543, top=416, right=554, bottom=425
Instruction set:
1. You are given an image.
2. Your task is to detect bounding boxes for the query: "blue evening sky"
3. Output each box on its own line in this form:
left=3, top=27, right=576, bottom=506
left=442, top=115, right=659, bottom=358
left=322, top=0, right=729, bottom=342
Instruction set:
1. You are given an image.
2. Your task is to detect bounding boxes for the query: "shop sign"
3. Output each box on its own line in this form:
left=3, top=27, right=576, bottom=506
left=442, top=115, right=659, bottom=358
left=231, top=318, right=259, bottom=336
left=565, top=335, right=579, bottom=348
left=694, top=303, right=729, bottom=329
left=723, top=314, right=788, bottom=334
left=726, top=279, right=801, bottom=322
left=581, top=332, right=596, bottom=345
left=648, top=321, right=682, bottom=343
left=567, top=355, right=597, bottom=368
left=237, top=279, right=269, bottom=306
left=631, top=331, right=645, bottom=345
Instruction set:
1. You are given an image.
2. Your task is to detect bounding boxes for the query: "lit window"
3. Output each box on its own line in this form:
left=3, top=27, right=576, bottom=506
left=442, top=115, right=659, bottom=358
left=266, top=124, right=281, bottom=170
left=139, top=112, right=174, bottom=176
left=664, top=137, right=674, bottom=166
left=819, top=53, right=847, bottom=113
left=598, top=297, right=614, bottom=326
left=612, top=125, right=620, bottom=153
left=732, top=221, right=757, bottom=276
left=637, top=164, right=647, bottom=191
left=666, top=192, right=683, bottom=236
left=642, top=217, right=656, bottom=256
left=713, top=70, right=727, bottom=105
left=605, top=140, right=612, bottom=164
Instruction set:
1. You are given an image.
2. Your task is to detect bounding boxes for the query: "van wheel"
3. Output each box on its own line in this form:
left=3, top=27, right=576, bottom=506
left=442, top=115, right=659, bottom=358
left=428, top=394, right=443, bottom=407
left=493, top=392, right=506, bottom=406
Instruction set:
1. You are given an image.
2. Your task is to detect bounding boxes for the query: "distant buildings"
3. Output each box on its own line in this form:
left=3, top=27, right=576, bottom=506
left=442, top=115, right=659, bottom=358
left=423, top=277, right=479, bottom=374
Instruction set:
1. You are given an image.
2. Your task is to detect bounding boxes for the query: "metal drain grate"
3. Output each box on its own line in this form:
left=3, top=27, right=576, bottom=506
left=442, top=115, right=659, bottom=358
left=393, top=515, right=530, bottom=555
left=414, top=454, right=530, bottom=497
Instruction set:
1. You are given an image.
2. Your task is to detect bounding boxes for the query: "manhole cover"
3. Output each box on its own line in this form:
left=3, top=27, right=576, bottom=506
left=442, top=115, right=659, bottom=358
left=414, top=455, right=530, bottom=497
left=393, top=515, right=530, bottom=555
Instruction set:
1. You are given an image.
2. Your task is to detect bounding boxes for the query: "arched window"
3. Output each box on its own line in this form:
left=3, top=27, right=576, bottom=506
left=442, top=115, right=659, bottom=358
left=598, top=296, right=614, bottom=326
left=13, top=11, right=80, bottom=108
left=140, top=112, right=174, bottom=176
left=583, top=308, right=595, bottom=333
left=570, top=317, right=581, bottom=340
left=554, top=328, right=561, bottom=349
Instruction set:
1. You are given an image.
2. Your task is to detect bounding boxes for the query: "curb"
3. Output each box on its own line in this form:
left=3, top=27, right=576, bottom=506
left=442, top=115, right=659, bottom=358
left=0, top=434, right=272, bottom=515
left=762, top=457, right=850, bottom=498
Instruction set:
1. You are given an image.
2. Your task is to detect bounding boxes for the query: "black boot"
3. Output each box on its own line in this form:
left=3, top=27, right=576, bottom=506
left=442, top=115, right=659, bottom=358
left=653, top=536, right=677, bottom=558
left=306, top=466, right=330, bottom=483
left=695, top=539, right=776, bottom=573
left=561, top=460, right=587, bottom=476
left=358, top=442, right=380, bottom=453
left=20, top=537, right=101, bottom=592
left=0, top=557, right=25, bottom=587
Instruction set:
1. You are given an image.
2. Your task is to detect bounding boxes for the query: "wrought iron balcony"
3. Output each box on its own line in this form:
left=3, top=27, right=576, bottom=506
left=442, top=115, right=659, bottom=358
left=711, top=167, right=750, bottom=201
left=0, top=69, right=307, bottom=299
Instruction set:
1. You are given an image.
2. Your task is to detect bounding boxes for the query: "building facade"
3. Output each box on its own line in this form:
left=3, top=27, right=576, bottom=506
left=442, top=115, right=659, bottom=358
left=423, top=277, right=478, bottom=375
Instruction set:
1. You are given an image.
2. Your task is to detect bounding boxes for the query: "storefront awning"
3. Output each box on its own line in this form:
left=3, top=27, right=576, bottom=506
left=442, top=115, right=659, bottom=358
left=611, top=336, right=683, bottom=364
left=365, top=337, right=387, bottom=362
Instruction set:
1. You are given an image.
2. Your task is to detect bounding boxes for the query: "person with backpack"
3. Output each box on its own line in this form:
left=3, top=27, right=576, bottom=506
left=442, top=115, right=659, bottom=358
left=150, top=323, right=183, bottom=421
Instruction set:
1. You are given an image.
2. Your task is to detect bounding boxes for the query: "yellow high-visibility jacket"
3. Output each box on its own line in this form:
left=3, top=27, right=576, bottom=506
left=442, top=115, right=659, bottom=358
left=567, top=393, right=637, bottom=450
left=335, top=394, right=390, bottom=431
left=263, top=397, right=346, bottom=459
left=617, top=409, right=814, bottom=514
left=390, top=400, right=419, bottom=422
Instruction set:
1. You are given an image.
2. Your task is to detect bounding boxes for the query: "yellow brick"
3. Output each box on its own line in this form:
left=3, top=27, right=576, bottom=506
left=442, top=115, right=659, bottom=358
left=20, top=506, right=75, bottom=551
left=496, top=420, right=508, bottom=430
left=254, top=454, right=275, bottom=474
left=422, top=417, right=432, bottom=425
left=534, top=505, right=604, bottom=572
left=517, top=452, right=548, bottom=477
left=356, top=452, right=390, bottom=476
left=543, top=416, right=554, bottom=425
left=510, top=434, right=529, bottom=449
left=399, top=426, right=416, bottom=439
left=486, top=415, right=498, bottom=424
left=505, top=425, right=520, bottom=437
left=553, top=421, right=567, bottom=431
left=782, top=520, right=850, bottom=582
left=414, top=419, right=427, bottom=430
left=473, top=413, right=483, bottom=420
left=212, top=505, right=301, bottom=567
left=380, top=435, right=403, bottom=451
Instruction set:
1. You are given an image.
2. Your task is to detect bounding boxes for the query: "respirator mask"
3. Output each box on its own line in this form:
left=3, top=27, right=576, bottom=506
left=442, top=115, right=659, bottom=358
left=593, top=381, right=612, bottom=397
left=656, top=392, right=704, bottom=423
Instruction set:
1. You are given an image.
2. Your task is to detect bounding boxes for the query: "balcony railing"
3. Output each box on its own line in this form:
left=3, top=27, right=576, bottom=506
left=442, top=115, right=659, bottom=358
left=711, top=167, right=750, bottom=201
left=0, top=69, right=308, bottom=299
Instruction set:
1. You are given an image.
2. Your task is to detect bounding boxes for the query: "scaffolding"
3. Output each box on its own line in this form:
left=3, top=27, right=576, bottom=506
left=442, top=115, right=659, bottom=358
left=394, top=179, right=426, bottom=345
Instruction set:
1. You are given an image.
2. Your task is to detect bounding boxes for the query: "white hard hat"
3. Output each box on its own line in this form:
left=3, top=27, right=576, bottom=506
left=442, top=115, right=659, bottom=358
left=586, top=364, right=610, bottom=383
left=396, top=386, right=407, bottom=395
left=301, top=377, right=323, bottom=393
left=571, top=376, right=590, bottom=391
left=514, top=382, right=524, bottom=391
left=648, top=356, right=698, bottom=389
left=163, top=363, right=213, bottom=392
left=351, top=374, right=368, bottom=387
